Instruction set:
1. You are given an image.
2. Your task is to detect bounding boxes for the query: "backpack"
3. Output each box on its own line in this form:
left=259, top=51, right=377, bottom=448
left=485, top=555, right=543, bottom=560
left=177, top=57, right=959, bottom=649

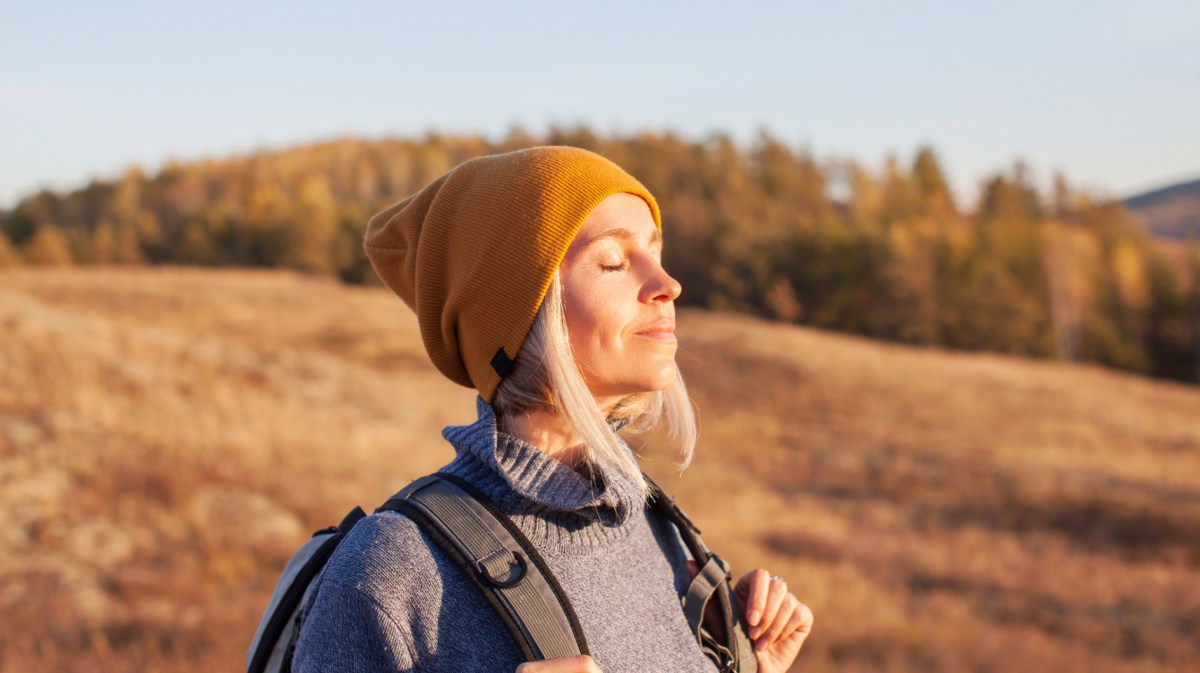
left=246, top=472, right=757, bottom=673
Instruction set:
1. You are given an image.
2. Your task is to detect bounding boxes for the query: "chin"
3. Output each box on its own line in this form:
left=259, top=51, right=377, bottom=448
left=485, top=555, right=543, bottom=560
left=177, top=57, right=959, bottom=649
left=627, top=366, right=679, bottom=395
left=592, top=376, right=676, bottom=400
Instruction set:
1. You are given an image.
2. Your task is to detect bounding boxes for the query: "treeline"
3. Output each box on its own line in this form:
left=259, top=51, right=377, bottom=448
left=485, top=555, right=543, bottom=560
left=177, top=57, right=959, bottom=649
left=3, top=129, right=1199, bottom=383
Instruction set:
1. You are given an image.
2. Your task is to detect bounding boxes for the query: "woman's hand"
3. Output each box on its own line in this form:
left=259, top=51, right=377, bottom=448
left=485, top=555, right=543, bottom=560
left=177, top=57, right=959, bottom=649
left=734, top=569, right=814, bottom=673
left=515, top=655, right=604, bottom=673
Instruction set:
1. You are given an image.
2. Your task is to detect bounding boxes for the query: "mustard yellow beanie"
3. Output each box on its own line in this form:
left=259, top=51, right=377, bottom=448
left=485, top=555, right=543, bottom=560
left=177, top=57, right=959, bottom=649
left=364, top=146, right=662, bottom=403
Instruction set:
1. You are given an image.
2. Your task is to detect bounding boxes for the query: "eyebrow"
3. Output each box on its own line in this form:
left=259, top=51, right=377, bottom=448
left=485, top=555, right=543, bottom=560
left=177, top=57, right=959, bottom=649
left=581, top=227, right=662, bottom=250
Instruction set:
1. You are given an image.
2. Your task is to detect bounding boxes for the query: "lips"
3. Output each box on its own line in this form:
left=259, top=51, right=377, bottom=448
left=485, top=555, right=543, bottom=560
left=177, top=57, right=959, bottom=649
left=636, top=320, right=676, bottom=337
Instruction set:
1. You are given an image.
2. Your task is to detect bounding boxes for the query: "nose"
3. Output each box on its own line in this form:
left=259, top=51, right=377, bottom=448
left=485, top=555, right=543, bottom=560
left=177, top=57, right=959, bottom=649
left=640, top=260, right=682, bottom=304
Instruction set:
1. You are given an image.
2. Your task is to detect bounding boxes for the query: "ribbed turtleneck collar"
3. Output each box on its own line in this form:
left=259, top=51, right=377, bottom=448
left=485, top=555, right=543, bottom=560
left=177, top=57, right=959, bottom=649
left=439, top=398, right=646, bottom=548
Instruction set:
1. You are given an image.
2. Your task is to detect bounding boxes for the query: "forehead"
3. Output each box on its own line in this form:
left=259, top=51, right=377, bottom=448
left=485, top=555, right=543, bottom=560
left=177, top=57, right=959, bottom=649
left=571, top=193, right=661, bottom=250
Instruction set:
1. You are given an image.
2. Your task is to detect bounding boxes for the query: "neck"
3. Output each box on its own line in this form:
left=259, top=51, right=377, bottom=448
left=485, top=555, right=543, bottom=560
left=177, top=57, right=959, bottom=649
left=500, top=407, right=589, bottom=469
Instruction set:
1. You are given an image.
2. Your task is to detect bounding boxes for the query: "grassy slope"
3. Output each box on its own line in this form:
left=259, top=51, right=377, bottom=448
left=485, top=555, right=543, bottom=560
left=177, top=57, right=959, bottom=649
left=1, top=267, right=1197, bottom=673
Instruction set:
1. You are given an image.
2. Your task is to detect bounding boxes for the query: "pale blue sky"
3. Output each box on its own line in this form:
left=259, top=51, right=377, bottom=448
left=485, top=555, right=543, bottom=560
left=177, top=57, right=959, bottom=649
left=2, top=0, right=1198, bottom=209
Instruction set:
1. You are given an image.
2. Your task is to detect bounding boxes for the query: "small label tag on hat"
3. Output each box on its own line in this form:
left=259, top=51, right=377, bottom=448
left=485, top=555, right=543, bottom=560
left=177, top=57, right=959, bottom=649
left=491, top=347, right=516, bottom=378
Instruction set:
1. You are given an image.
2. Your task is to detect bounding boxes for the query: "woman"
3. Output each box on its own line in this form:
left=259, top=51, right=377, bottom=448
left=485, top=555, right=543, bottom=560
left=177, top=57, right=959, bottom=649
left=294, top=146, right=813, bottom=672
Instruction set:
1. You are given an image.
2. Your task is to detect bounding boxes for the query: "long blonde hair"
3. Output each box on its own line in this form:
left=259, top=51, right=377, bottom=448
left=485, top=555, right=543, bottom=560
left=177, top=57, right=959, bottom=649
left=491, top=272, right=697, bottom=498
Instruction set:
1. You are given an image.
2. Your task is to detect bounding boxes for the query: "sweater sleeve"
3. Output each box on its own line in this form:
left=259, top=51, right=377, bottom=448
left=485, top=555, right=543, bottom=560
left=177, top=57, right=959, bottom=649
left=293, top=577, right=418, bottom=673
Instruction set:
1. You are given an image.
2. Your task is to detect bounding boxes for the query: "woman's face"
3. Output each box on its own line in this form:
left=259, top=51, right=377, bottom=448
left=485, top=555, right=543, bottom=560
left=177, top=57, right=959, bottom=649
left=559, top=193, right=683, bottom=406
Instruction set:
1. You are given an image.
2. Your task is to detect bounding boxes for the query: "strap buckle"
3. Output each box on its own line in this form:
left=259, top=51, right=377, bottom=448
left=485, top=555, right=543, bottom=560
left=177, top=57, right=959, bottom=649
left=699, top=628, right=738, bottom=672
left=707, top=552, right=732, bottom=581
left=475, top=549, right=527, bottom=589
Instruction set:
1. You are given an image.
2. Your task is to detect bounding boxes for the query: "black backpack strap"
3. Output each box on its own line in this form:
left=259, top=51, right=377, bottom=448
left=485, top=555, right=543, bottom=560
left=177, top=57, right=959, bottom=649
left=377, top=473, right=589, bottom=662
left=645, top=475, right=758, bottom=673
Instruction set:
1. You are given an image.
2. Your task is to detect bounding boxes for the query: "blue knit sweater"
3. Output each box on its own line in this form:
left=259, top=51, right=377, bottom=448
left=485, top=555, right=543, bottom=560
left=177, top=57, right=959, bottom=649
left=293, top=398, right=718, bottom=672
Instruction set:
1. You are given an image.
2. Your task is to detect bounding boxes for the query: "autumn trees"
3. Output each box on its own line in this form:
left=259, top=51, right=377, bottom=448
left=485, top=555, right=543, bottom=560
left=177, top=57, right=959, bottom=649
left=2, top=130, right=1197, bottom=383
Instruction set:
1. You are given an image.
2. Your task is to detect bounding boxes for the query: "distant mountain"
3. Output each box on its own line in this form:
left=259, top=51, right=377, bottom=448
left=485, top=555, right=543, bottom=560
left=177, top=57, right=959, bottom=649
left=1124, top=177, right=1200, bottom=241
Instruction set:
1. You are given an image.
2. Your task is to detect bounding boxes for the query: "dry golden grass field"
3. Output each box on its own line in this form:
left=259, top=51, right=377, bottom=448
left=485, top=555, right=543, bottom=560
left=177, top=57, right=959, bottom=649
left=2, top=266, right=1198, bottom=673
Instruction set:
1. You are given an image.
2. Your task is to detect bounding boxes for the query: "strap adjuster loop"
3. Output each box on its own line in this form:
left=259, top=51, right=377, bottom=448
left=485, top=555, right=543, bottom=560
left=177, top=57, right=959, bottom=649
left=476, top=549, right=527, bottom=588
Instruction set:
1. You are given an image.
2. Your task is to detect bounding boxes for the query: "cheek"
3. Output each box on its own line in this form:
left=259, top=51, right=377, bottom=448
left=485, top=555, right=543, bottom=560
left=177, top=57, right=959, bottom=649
left=564, top=302, right=601, bottom=354
left=564, top=290, right=622, bottom=355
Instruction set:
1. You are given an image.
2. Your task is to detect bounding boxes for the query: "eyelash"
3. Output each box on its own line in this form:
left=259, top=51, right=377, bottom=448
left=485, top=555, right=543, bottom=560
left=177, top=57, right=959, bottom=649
left=601, top=261, right=629, bottom=272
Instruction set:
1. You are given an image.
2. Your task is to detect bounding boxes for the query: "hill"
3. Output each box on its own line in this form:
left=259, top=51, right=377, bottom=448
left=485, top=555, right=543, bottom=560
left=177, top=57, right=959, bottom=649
left=1126, top=177, right=1200, bottom=241
left=1, top=267, right=1198, bottom=673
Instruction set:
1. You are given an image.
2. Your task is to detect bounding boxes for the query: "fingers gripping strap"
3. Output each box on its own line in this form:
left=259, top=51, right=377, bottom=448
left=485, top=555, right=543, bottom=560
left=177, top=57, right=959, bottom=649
left=684, top=556, right=758, bottom=673
left=714, top=580, right=758, bottom=673
left=645, top=474, right=757, bottom=673
left=402, top=479, right=584, bottom=660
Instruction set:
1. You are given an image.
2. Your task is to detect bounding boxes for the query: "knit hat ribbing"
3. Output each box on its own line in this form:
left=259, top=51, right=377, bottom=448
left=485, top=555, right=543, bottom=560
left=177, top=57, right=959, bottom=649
left=364, top=146, right=661, bottom=403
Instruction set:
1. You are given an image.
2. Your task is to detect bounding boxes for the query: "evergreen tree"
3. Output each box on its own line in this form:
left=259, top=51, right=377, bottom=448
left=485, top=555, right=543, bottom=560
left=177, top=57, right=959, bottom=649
left=912, top=146, right=956, bottom=217
left=22, top=224, right=74, bottom=265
